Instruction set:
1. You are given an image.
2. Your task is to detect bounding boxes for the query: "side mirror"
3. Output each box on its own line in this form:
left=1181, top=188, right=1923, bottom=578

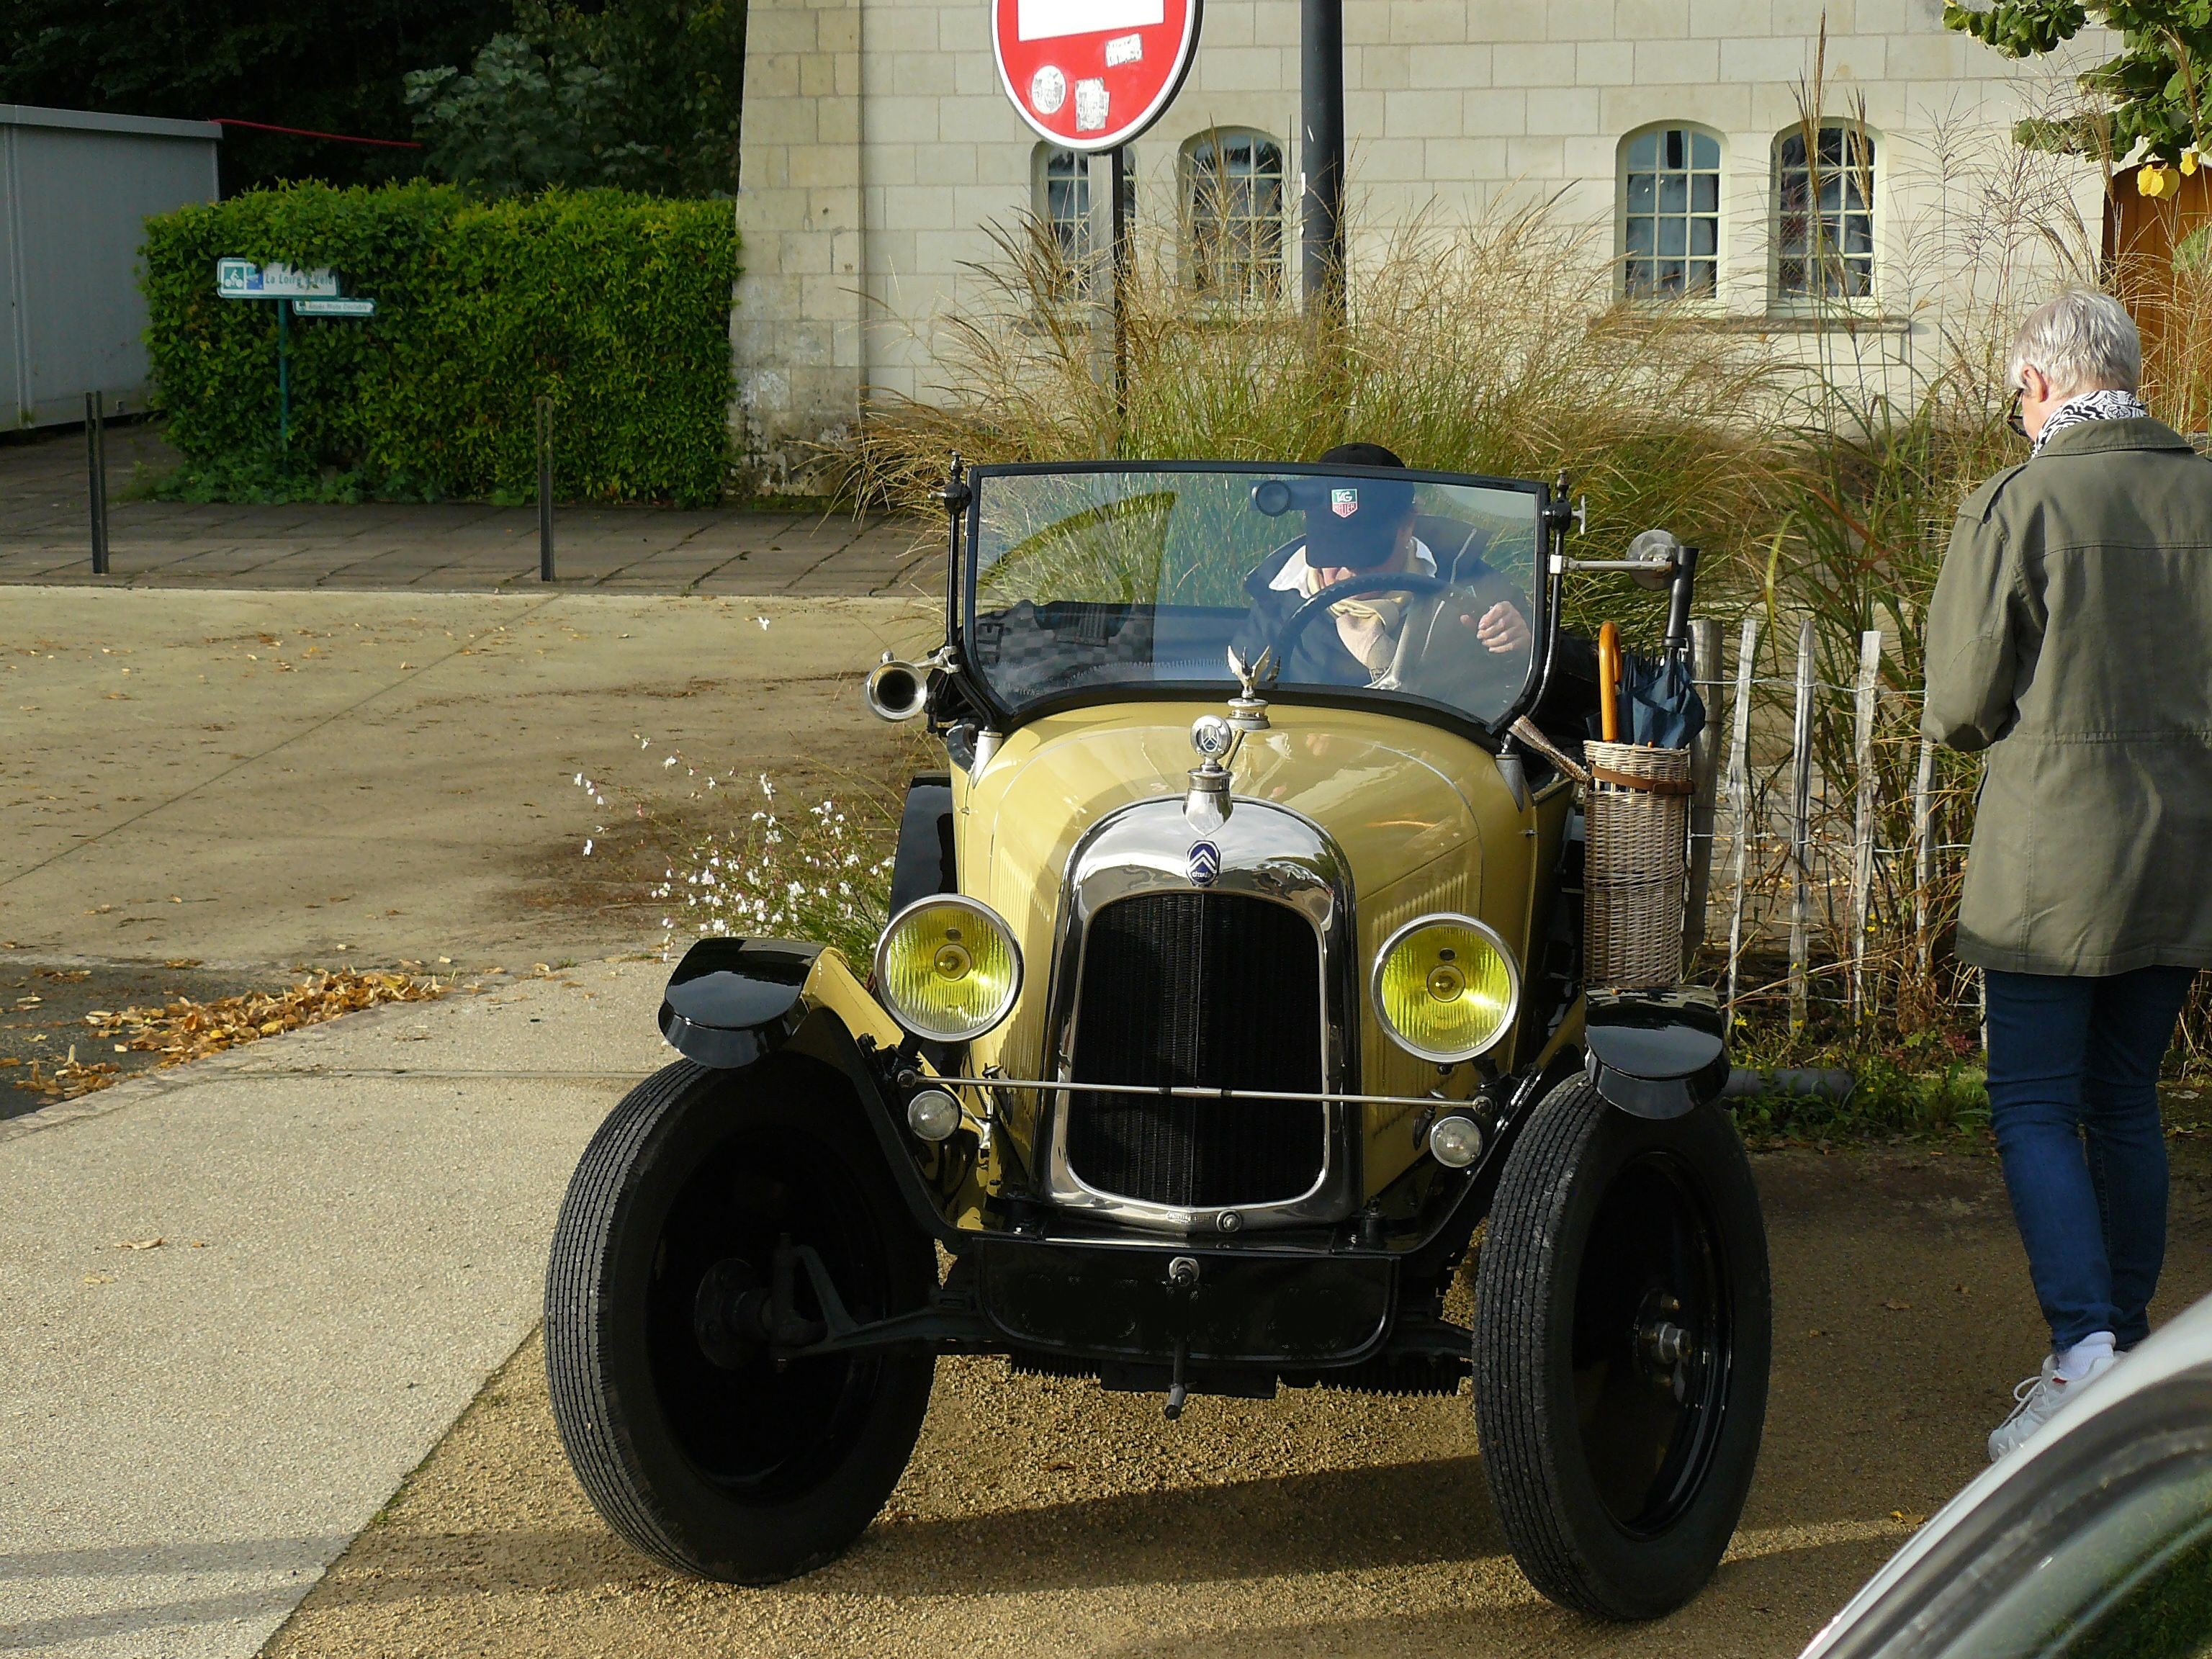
left=1626, top=528, right=1683, bottom=592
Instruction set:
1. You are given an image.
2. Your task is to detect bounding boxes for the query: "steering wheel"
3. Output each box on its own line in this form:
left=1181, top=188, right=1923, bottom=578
left=1275, top=572, right=1532, bottom=713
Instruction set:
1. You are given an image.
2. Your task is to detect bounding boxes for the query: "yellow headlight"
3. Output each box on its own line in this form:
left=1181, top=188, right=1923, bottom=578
left=873, top=896, right=1022, bottom=1043
left=1371, top=914, right=1519, bottom=1064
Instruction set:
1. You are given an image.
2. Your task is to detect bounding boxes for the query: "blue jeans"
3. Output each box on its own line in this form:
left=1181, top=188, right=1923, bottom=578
left=1984, top=966, right=2198, bottom=1352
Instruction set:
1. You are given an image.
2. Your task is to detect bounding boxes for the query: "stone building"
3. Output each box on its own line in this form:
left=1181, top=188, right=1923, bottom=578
left=734, top=0, right=2107, bottom=485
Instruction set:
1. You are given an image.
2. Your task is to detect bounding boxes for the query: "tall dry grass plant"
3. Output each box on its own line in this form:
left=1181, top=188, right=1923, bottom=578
left=847, top=201, right=1792, bottom=623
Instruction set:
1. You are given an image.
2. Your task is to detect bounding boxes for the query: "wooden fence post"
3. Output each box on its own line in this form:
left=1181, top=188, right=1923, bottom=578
left=1683, top=617, right=1723, bottom=971
left=1848, top=629, right=1882, bottom=1025
left=1912, top=737, right=1938, bottom=973
left=1789, top=618, right=1816, bottom=1033
left=1724, top=613, right=1761, bottom=1019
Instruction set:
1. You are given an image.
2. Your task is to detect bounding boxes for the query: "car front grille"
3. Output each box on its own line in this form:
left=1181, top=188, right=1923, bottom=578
left=1064, top=890, right=1328, bottom=1210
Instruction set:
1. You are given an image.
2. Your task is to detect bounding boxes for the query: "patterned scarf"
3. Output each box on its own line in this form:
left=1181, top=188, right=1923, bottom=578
left=2032, top=387, right=2150, bottom=456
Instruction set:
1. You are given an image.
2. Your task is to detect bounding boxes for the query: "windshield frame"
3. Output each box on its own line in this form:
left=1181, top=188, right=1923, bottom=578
left=955, top=459, right=1554, bottom=749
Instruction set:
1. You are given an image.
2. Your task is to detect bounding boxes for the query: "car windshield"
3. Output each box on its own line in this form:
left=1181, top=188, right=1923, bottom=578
left=963, top=463, right=1546, bottom=730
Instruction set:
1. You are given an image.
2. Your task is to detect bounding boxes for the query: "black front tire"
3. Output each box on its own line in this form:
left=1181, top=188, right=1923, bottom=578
left=1472, top=1076, right=1771, bottom=1619
left=544, top=1057, right=936, bottom=1583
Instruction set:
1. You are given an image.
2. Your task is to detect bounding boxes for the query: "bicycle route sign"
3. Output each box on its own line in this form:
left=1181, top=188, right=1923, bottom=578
left=991, top=0, right=1201, bottom=152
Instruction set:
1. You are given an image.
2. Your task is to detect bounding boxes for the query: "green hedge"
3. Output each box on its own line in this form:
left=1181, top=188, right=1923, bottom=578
left=141, top=183, right=739, bottom=505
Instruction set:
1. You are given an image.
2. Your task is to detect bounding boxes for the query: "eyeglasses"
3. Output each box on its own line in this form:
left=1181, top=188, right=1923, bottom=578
left=2005, top=388, right=2028, bottom=438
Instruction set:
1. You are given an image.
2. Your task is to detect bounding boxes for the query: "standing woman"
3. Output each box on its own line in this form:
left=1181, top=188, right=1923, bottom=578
left=1925, top=289, right=2212, bottom=1462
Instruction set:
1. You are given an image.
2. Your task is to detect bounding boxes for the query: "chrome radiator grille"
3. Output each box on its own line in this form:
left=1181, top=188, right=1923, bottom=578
left=1064, top=891, right=1328, bottom=1209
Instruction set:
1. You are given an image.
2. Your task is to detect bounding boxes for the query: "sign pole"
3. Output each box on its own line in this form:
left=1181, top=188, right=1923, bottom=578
left=1110, top=145, right=1129, bottom=441
left=276, top=297, right=291, bottom=455
left=537, top=397, right=556, bottom=583
left=1299, top=0, right=1346, bottom=326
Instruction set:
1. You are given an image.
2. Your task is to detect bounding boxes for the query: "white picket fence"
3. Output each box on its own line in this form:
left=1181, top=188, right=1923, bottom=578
left=1685, top=616, right=1979, bottom=1031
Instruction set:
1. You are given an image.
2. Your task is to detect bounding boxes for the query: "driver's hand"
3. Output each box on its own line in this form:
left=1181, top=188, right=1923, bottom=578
left=1460, top=601, right=1531, bottom=655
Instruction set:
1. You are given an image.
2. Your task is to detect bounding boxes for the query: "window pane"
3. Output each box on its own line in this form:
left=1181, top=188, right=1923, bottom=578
left=1691, top=217, right=1717, bottom=255
left=1625, top=217, right=1654, bottom=253
left=1689, top=259, right=1716, bottom=292
left=1627, top=173, right=1655, bottom=212
left=1693, top=173, right=1718, bottom=213
left=1774, top=123, right=1875, bottom=300
left=1658, top=216, right=1686, bottom=255
left=1692, top=131, right=1719, bottom=170
left=1186, top=130, right=1283, bottom=301
left=1658, top=258, right=1685, bottom=289
left=1628, top=131, right=1656, bottom=168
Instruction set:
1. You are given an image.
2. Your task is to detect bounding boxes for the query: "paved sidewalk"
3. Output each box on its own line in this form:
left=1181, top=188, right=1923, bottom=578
left=0, top=425, right=940, bottom=595
left=0, top=958, right=667, bottom=1659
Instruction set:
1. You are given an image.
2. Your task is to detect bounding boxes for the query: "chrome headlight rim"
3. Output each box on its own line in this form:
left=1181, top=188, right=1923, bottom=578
left=872, top=893, right=1024, bottom=1044
left=1370, top=911, right=1521, bottom=1065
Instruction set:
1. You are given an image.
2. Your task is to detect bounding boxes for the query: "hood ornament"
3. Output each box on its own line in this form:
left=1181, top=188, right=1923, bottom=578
left=1185, top=649, right=1274, bottom=834
left=1226, top=647, right=1275, bottom=733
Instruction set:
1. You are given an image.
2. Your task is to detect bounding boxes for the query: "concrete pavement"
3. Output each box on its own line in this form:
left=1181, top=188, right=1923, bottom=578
left=0, top=424, right=938, bottom=595
left=0, top=957, right=665, bottom=1658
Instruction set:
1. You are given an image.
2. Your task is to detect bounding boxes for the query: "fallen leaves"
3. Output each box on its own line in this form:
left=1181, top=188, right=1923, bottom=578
left=13, top=971, right=451, bottom=1104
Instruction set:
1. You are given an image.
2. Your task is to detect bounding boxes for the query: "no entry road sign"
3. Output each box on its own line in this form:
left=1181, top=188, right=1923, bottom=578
left=992, top=0, right=1200, bottom=152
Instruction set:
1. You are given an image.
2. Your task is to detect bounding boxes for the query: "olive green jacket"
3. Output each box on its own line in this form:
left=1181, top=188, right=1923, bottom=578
left=1925, top=416, right=2212, bottom=974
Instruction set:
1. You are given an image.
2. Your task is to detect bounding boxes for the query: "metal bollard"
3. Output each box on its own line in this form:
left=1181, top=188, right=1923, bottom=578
left=537, top=397, right=554, bottom=583
left=86, top=392, right=109, bottom=575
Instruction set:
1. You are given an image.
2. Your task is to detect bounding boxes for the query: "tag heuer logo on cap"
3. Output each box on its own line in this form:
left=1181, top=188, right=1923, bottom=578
left=1331, top=487, right=1359, bottom=518
left=1187, top=840, right=1221, bottom=887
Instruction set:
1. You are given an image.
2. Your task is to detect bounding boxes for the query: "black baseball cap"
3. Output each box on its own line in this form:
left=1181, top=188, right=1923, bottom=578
left=1304, top=444, right=1416, bottom=571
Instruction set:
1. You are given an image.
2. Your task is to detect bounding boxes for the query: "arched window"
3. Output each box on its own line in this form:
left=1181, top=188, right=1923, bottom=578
left=1034, top=145, right=1092, bottom=289
left=1183, top=129, right=1284, bottom=302
left=1032, top=145, right=1136, bottom=299
left=1774, top=123, right=1875, bottom=301
left=1619, top=125, right=1722, bottom=299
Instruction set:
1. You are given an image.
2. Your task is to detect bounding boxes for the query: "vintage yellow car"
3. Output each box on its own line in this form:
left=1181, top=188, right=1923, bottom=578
left=544, top=457, right=1771, bottom=1620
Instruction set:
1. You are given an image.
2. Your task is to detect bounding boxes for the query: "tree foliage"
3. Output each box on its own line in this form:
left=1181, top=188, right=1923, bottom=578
left=405, top=1, right=744, bottom=197
left=1946, top=1, right=2212, bottom=172
left=0, top=0, right=508, bottom=192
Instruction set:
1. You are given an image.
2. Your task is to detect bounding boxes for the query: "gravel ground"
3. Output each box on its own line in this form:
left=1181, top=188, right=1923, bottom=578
left=260, top=1143, right=2212, bottom=1659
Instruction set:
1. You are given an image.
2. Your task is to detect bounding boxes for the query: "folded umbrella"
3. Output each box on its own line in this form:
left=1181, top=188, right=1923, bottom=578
left=1591, top=647, right=1706, bottom=749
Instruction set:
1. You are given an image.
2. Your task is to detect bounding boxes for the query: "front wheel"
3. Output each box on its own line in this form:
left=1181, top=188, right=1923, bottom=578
left=1472, top=1076, right=1771, bottom=1619
left=544, top=1057, right=937, bottom=1583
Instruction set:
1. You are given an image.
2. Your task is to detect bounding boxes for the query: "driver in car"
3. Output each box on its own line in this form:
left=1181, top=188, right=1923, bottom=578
left=1231, top=443, right=1534, bottom=688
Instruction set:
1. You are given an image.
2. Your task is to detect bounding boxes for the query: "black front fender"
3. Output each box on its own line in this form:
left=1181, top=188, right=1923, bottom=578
left=659, top=937, right=825, bottom=1068
left=1582, top=986, right=1730, bottom=1119
left=656, top=936, right=967, bottom=1245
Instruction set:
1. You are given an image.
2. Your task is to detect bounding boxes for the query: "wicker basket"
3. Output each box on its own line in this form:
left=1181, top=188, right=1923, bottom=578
left=1583, top=740, right=1694, bottom=990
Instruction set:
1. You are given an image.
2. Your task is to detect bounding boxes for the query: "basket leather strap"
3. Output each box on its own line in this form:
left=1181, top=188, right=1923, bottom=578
left=1588, top=765, right=1695, bottom=796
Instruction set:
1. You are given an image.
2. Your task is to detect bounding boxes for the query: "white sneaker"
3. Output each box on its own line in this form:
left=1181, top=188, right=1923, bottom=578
left=1987, top=1350, right=2117, bottom=1463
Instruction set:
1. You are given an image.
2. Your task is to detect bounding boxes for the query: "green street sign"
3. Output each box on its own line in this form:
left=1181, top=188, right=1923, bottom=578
left=292, top=297, right=377, bottom=318
left=215, top=258, right=338, bottom=300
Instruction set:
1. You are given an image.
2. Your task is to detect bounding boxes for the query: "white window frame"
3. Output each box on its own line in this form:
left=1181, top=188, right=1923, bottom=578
left=1771, top=120, right=1879, bottom=310
left=1180, top=127, right=1286, bottom=304
left=1617, top=122, right=1726, bottom=305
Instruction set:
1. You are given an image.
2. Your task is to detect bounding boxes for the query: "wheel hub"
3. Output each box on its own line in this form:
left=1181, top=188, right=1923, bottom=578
left=692, top=1256, right=768, bottom=1370
left=1635, top=1288, right=1698, bottom=1400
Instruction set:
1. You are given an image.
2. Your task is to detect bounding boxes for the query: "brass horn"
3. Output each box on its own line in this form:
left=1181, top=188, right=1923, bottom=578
left=864, top=651, right=931, bottom=721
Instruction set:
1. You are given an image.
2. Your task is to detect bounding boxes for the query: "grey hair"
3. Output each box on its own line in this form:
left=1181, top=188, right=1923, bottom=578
left=2007, top=289, right=2142, bottom=396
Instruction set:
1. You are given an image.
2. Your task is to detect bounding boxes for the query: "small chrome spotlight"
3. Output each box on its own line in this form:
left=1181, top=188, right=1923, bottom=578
left=905, top=1087, right=963, bottom=1143
left=1427, top=1113, right=1483, bottom=1169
